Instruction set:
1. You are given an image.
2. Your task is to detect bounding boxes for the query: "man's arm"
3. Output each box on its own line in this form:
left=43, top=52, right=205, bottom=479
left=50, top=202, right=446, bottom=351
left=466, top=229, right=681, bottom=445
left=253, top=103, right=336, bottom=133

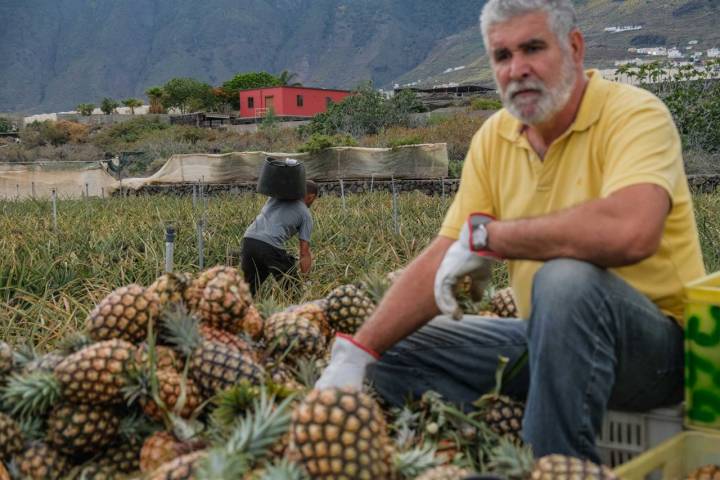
left=299, top=239, right=312, bottom=274
left=354, top=236, right=454, bottom=354
left=487, top=183, right=670, bottom=267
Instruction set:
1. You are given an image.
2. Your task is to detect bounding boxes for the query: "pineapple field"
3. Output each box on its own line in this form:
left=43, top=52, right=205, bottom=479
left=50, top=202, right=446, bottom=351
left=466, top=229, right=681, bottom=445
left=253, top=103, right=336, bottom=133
left=0, top=189, right=719, bottom=479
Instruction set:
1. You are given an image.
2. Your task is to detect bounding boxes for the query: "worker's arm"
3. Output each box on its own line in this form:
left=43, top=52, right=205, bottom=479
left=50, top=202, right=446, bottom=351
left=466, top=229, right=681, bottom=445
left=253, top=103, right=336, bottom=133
left=299, top=239, right=312, bottom=274
left=487, top=183, right=670, bottom=268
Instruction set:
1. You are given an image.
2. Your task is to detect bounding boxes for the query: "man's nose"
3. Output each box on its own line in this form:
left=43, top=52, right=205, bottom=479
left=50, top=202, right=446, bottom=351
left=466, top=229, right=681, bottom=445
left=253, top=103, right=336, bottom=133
left=509, top=54, right=532, bottom=80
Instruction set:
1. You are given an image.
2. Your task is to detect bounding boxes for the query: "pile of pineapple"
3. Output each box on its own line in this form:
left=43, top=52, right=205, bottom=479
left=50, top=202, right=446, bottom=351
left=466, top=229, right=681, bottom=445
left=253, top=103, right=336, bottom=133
left=0, top=265, right=701, bottom=480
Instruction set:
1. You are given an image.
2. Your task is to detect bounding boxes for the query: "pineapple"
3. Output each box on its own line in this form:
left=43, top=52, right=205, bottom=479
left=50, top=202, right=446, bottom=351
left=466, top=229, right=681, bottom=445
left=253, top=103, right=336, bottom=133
left=16, top=441, right=70, bottom=480
left=491, top=287, right=519, bottom=318
left=264, top=312, right=327, bottom=360
left=199, top=323, right=258, bottom=359
left=96, top=435, right=144, bottom=474
left=72, top=464, right=119, bottom=479
left=140, top=369, right=203, bottom=421
left=687, top=465, right=720, bottom=480
left=242, top=304, right=264, bottom=339
left=324, top=285, right=375, bottom=334
left=288, top=301, right=332, bottom=338
left=266, top=362, right=305, bottom=394
left=54, top=339, right=136, bottom=404
left=197, top=273, right=253, bottom=334
left=475, top=356, right=525, bottom=440
left=0, top=341, right=14, bottom=378
left=140, top=431, right=205, bottom=473
left=21, top=352, right=65, bottom=374
left=135, top=343, right=179, bottom=371
left=291, top=387, right=394, bottom=479
left=414, top=465, right=472, bottom=480
left=531, top=454, right=618, bottom=479
left=186, top=265, right=244, bottom=312
left=148, top=272, right=194, bottom=310
left=148, top=450, right=207, bottom=480
left=0, top=412, right=23, bottom=460
left=86, top=284, right=161, bottom=343
left=46, top=402, right=122, bottom=456
left=162, top=307, right=265, bottom=399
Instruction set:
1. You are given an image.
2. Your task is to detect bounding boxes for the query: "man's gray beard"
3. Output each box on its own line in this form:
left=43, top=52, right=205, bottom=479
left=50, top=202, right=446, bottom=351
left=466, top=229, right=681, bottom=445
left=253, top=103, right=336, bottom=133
left=498, top=57, right=577, bottom=125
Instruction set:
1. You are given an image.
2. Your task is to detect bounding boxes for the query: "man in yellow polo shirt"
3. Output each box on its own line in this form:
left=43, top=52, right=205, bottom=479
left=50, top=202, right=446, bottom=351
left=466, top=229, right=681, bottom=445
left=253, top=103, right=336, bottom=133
left=315, top=0, right=705, bottom=462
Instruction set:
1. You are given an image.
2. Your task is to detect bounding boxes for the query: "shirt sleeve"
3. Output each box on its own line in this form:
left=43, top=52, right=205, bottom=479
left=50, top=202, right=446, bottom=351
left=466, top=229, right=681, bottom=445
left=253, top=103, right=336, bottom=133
left=439, top=127, right=496, bottom=240
left=299, top=208, right=313, bottom=242
left=600, top=90, right=682, bottom=202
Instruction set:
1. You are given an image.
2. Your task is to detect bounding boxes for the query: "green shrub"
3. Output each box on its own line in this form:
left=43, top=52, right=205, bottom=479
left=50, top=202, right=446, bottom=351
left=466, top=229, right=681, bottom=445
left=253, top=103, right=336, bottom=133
left=298, top=133, right=358, bottom=153
left=93, top=116, right=169, bottom=148
left=387, top=134, right=425, bottom=149
left=0, top=117, right=14, bottom=133
left=470, top=97, right=503, bottom=110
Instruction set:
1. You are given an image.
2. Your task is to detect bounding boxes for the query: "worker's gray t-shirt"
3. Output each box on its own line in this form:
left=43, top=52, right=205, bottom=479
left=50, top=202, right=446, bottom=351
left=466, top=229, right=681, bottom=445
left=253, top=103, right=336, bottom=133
left=243, top=198, right=313, bottom=249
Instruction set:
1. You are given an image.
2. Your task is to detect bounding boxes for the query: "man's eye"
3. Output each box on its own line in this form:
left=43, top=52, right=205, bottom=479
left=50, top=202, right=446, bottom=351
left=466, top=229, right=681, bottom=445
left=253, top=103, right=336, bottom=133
left=495, top=52, right=510, bottom=62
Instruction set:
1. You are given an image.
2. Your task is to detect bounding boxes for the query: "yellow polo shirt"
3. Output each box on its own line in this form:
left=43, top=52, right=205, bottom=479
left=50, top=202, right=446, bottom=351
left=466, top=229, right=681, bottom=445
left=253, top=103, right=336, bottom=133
left=440, top=70, right=705, bottom=322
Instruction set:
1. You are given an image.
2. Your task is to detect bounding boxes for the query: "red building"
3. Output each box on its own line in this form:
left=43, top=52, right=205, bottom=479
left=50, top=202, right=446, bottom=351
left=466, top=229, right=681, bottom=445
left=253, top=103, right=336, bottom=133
left=238, top=86, right=351, bottom=119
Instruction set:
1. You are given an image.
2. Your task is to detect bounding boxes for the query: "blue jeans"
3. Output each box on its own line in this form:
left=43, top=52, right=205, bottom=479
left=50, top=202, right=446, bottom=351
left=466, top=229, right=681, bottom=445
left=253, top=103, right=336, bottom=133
left=367, top=259, right=684, bottom=463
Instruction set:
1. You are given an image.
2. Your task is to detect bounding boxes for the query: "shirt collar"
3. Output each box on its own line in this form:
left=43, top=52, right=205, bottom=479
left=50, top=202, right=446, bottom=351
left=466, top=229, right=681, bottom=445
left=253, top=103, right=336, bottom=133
left=498, top=69, right=608, bottom=143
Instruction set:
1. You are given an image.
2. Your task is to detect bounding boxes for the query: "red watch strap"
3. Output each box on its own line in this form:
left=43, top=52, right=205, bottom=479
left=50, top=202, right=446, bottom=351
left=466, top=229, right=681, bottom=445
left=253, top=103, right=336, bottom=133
left=336, top=333, right=381, bottom=360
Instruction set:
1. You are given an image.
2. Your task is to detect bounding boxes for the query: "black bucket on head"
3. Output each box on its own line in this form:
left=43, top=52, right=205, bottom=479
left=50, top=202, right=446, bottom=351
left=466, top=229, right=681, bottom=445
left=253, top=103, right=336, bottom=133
left=257, top=157, right=306, bottom=200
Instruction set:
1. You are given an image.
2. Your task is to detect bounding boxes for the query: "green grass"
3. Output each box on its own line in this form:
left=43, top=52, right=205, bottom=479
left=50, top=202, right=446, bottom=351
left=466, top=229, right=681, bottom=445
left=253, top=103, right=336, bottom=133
left=1, top=189, right=719, bottom=350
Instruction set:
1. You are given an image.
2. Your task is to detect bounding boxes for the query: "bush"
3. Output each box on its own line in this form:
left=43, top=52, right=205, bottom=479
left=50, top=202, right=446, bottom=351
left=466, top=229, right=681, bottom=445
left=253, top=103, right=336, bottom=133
left=470, top=97, right=503, bottom=110
left=387, top=134, right=425, bottom=149
left=0, top=117, right=14, bottom=133
left=93, top=116, right=169, bottom=149
left=298, top=133, right=358, bottom=153
left=20, top=120, right=87, bottom=147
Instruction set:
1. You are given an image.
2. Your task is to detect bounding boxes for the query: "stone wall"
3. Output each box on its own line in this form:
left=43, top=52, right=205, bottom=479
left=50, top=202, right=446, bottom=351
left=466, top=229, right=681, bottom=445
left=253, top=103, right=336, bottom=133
left=122, top=175, right=719, bottom=197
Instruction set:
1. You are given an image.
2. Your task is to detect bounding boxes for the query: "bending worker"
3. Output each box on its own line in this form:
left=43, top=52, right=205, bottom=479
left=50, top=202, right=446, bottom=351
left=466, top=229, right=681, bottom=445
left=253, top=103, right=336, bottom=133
left=316, top=0, right=705, bottom=462
left=241, top=180, right=317, bottom=295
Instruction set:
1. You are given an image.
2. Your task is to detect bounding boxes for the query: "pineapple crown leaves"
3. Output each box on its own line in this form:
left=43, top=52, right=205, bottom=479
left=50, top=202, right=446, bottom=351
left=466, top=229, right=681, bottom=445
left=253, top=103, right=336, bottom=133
left=57, top=331, right=93, bottom=355
left=209, top=380, right=261, bottom=432
left=289, top=357, right=321, bottom=389
left=16, top=414, right=44, bottom=442
left=195, top=447, right=251, bottom=480
left=117, top=411, right=162, bottom=442
left=393, top=443, right=441, bottom=479
left=160, top=303, right=203, bottom=357
left=0, top=371, right=61, bottom=419
left=221, top=388, right=294, bottom=464
left=487, top=437, right=535, bottom=480
left=358, top=272, right=392, bottom=304
left=259, top=459, right=310, bottom=480
left=10, top=342, right=37, bottom=368
left=474, top=356, right=510, bottom=410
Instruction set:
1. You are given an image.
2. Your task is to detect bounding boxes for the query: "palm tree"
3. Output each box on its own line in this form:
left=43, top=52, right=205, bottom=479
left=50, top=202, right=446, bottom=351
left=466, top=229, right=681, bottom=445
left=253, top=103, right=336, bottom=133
left=145, top=86, right=166, bottom=114
left=277, top=70, right=302, bottom=87
left=121, top=98, right=143, bottom=115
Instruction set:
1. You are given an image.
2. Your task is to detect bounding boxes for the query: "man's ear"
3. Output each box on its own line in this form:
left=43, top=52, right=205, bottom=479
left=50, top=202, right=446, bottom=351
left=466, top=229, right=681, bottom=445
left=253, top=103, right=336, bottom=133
left=569, top=28, right=585, bottom=65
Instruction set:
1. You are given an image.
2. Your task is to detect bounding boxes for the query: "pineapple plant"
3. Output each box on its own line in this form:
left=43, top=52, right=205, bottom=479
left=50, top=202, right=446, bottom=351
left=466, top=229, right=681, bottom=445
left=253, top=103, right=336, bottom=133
left=687, top=465, right=720, bottom=479
left=86, top=284, right=161, bottom=343
left=21, top=352, right=65, bottom=374
left=46, top=402, right=123, bottom=456
left=0, top=412, right=23, bottom=460
left=54, top=339, right=137, bottom=404
left=288, top=300, right=332, bottom=338
left=95, top=435, right=144, bottom=474
left=197, top=273, right=253, bottom=334
left=148, top=272, right=194, bottom=310
left=290, top=387, right=394, bottom=479
left=263, top=312, right=327, bottom=360
left=16, top=441, right=70, bottom=480
left=161, top=306, right=265, bottom=399
left=475, top=356, right=525, bottom=441
left=135, top=343, right=179, bottom=371
left=324, top=284, right=375, bottom=334
left=490, top=287, right=518, bottom=318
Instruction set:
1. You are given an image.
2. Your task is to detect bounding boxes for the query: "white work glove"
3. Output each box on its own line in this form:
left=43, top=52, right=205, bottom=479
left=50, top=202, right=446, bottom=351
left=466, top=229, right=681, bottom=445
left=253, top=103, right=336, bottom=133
left=435, top=213, right=501, bottom=320
left=315, top=334, right=379, bottom=391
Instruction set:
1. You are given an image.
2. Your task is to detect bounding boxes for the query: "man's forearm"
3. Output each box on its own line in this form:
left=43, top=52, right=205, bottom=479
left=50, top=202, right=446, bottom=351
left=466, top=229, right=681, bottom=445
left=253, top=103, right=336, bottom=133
left=487, top=184, right=668, bottom=267
left=354, top=236, right=453, bottom=354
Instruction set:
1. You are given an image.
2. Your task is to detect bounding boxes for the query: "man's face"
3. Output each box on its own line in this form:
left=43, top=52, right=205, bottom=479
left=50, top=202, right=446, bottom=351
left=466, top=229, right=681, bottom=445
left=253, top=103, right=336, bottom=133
left=488, top=11, right=579, bottom=125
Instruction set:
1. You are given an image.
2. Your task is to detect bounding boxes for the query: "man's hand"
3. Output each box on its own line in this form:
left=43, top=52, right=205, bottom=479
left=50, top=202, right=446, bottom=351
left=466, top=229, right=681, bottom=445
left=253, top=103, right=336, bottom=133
left=434, top=213, right=500, bottom=320
left=315, top=334, right=380, bottom=390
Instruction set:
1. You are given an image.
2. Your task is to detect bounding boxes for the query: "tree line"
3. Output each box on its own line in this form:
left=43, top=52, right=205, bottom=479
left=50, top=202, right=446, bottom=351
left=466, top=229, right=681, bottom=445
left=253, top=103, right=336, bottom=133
left=75, top=70, right=301, bottom=116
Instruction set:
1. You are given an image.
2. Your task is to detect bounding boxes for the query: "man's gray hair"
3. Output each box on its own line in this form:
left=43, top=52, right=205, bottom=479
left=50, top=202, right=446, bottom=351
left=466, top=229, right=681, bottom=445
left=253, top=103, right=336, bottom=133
left=480, top=0, right=578, bottom=50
